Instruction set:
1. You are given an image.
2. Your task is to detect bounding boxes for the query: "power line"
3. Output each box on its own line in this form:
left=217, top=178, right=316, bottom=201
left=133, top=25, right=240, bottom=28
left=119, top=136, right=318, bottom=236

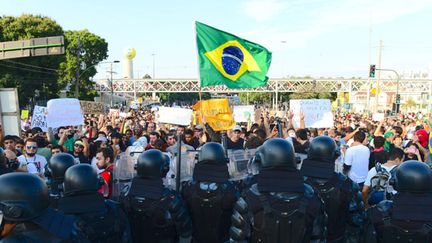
left=0, top=63, right=58, bottom=75
left=0, top=59, right=59, bottom=72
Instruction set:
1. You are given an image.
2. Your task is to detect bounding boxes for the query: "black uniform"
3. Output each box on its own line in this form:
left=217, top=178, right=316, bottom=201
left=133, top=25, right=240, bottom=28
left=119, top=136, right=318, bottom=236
left=120, top=149, right=192, bottom=243
left=363, top=160, right=432, bottom=243
left=230, top=138, right=327, bottom=243
left=45, top=153, right=76, bottom=208
left=181, top=142, right=240, bottom=243
left=58, top=164, right=131, bottom=243
left=301, top=136, right=364, bottom=243
left=0, top=173, right=79, bottom=242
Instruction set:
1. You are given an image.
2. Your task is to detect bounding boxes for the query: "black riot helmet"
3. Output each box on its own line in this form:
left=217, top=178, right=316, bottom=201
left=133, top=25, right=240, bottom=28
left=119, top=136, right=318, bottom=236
left=136, top=149, right=165, bottom=178
left=394, top=160, right=432, bottom=193
left=307, top=136, right=340, bottom=162
left=63, top=164, right=100, bottom=196
left=0, top=173, right=50, bottom=221
left=198, top=142, right=228, bottom=165
left=47, top=153, right=76, bottom=181
left=257, top=138, right=295, bottom=170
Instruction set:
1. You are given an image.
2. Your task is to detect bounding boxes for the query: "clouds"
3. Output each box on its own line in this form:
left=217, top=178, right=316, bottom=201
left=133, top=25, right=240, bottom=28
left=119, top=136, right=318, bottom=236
left=240, top=0, right=432, bottom=51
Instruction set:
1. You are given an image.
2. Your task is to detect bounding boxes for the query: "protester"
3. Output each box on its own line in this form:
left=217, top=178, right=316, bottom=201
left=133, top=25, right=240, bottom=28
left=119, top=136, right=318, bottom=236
left=17, top=138, right=47, bottom=177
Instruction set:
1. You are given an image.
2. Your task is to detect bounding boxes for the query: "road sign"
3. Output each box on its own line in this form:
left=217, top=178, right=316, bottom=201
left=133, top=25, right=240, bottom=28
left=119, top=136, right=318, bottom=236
left=0, top=36, right=64, bottom=60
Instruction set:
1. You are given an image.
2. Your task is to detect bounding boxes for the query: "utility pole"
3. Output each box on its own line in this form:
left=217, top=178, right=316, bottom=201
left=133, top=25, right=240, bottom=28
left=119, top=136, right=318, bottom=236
left=107, top=63, right=117, bottom=107
left=375, top=40, right=383, bottom=112
left=74, top=37, right=83, bottom=98
left=366, top=25, right=372, bottom=112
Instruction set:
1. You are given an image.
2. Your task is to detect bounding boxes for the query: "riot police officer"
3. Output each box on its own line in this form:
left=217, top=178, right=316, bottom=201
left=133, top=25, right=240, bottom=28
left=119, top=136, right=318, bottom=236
left=45, top=152, right=76, bottom=208
left=57, top=164, right=131, bottom=243
left=120, top=149, right=192, bottom=243
left=0, top=173, right=77, bottom=242
left=301, top=136, right=364, bottom=242
left=230, top=138, right=327, bottom=243
left=363, top=160, right=432, bottom=243
left=181, top=142, right=239, bottom=243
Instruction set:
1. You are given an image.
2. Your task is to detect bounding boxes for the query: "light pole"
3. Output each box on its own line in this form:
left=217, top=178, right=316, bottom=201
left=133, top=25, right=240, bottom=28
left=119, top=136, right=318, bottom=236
left=108, top=61, right=120, bottom=107
left=376, top=68, right=400, bottom=115
left=76, top=60, right=119, bottom=104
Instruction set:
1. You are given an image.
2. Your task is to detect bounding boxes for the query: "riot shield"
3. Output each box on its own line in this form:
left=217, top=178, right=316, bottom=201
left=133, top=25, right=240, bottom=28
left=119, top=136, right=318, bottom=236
left=111, top=149, right=138, bottom=200
left=170, top=149, right=198, bottom=191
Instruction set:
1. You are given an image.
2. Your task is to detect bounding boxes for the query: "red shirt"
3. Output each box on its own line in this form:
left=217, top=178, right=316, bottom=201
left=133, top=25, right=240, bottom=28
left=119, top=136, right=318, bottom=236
left=98, top=164, right=113, bottom=198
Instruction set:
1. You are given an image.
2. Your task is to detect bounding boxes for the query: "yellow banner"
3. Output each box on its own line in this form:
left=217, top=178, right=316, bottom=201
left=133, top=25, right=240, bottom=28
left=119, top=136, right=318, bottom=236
left=193, top=99, right=235, bottom=131
left=21, top=110, right=29, bottom=120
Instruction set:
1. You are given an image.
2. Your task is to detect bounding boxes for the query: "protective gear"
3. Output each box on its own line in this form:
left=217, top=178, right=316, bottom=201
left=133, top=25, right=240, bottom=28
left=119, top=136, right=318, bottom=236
left=307, top=136, right=340, bottom=161
left=0, top=173, right=49, bottom=221
left=58, top=164, right=132, bottom=242
left=256, top=138, right=295, bottom=169
left=63, top=164, right=100, bottom=196
left=230, top=184, right=327, bottom=243
left=120, top=177, right=192, bottom=242
left=367, top=163, right=397, bottom=205
left=363, top=161, right=432, bottom=242
left=394, top=160, right=432, bottom=193
left=136, top=149, right=165, bottom=178
left=162, top=153, right=170, bottom=177
left=46, top=153, right=76, bottom=181
left=182, top=141, right=239, bottom=243
left=182, top=180, right=239, bottom=243
left=198, top=142, right=228, bottom=164
left=0, top=173, right=79, bottom=242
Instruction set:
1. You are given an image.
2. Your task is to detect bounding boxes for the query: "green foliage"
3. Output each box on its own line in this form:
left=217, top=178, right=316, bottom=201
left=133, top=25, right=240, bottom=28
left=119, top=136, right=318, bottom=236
left=0, top=14, right=65, bottom=107
left=0, top=14, right=109, bottom=106
left=239, top=92, right=272, bottom=103
left=58, top=29, right=108, bottom=100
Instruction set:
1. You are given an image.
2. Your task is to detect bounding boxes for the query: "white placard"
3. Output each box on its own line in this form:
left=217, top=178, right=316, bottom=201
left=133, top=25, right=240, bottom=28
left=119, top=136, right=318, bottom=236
left=372, top=113, right=385, bottom=121
left=157, top=107, right=192, bottom=126
left=31, top=106, right=48, bottom=132
left=46, top=98, right=84, bottom=128
left=290, top=99, right=334, bottom=128
left=233, top=105, right=254, bottom=122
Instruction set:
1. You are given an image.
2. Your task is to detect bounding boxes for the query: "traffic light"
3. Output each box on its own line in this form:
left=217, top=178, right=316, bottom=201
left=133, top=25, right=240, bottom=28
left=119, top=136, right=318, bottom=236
left=369, top=64, right=376, bottom=78
left=396, top=94, right=401, bottom=104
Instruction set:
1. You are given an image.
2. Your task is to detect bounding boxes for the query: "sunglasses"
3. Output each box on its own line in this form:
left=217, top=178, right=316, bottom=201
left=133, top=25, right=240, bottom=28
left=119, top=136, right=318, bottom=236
left=26, top=146, right=37, bottom=150
left=74, top=144, right=84, bottom=147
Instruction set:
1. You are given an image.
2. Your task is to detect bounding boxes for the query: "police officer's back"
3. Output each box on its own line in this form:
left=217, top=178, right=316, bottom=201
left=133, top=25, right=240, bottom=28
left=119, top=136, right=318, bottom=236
left=57, top=164, right=131, bottom=243
left=301, top=136, right=364, bottom=242
left=181, top=142, right=239, bottom=243
left=0, top=173, right=77, bottom=242
left=363, top=160, right=432, bottom=243
left=120, top=149, right=192, bottom=243
left=230, top=138, right=327, bottom=243
left=45, top=153, right=76, bottom=208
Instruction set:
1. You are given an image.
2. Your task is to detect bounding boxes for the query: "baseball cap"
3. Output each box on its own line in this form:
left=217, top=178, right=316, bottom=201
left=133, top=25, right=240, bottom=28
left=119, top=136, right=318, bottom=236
left=195, top=125, right=204, bottom=131
left=233, top=125, right=242, bottom=132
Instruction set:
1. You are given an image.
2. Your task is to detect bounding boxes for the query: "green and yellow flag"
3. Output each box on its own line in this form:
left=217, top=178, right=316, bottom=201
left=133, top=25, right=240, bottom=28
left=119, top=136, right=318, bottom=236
left=196, top=21, right=272, bottom=89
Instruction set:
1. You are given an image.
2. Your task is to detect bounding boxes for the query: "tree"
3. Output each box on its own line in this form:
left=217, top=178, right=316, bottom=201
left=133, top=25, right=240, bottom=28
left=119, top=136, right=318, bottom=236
left=58, top=29, right=108, bottom=100
left=404, top=98, right=417, bottom=109
left=0, top=14, right=65, bottom=107
left=159, top=92, right=211, bottom=105
left=239, top=92, right=272, bottom=103
left=143, top=74, right=152, bottom=79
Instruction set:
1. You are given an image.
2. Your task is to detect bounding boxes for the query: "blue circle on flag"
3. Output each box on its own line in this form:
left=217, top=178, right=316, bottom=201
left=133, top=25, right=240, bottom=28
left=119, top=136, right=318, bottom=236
left=222, top=46, right=244, bottom=75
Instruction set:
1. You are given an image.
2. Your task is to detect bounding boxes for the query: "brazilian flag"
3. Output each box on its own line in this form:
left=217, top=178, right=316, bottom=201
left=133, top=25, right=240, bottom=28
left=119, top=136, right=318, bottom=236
left=196, top=21, right=272, bottom=89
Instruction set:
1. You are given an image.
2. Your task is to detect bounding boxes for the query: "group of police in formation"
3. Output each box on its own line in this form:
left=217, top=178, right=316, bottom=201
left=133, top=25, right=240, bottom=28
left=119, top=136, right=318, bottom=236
left=0, top=136, right=431, bottom=242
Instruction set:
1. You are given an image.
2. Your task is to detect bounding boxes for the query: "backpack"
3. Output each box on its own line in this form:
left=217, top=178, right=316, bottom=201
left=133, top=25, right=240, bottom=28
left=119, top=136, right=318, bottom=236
left=368, top=163, right=397, bottom=205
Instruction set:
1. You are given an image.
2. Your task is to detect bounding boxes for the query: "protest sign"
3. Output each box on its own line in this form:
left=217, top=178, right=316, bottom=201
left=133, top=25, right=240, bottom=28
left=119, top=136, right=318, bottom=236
left=80, top=101, right=104, bottom=114
left=372, top=113, right=385, bottom=121
left=47, top=98, right=84, bottom=128
left=193, top=99, right=235, bottom=131
left=21, top=110, right=29, bottom=120
left=290, top=99, right=333, bottom=128
left=31, top=106, right=48, bottom=131
left=157, top=107, right=193, bottom=126
left=233, top=106, right=254, bottom=122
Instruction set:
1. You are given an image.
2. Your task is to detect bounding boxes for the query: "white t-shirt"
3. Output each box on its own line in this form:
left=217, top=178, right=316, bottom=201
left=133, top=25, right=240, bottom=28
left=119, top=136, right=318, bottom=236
left=344, top=144, right=370, bottom=183
left=18, top=154, right=47, bottom=174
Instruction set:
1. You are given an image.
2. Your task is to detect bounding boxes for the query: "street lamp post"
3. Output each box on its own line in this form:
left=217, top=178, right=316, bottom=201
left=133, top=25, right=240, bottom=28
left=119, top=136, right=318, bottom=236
left=76, top=60, right=119, bottom=104
left=109, top=61, right=120, bottom=107
left=377, top=68, right=400, bottom=115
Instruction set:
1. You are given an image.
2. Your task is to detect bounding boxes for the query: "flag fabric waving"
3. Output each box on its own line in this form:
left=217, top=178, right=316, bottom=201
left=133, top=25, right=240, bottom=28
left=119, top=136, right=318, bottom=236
left=196, top=21, right=272, bottom=89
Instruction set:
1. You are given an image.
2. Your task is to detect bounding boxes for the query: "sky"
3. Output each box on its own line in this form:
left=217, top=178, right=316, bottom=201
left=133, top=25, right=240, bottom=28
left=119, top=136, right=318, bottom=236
left=2, top=0, right=432, bottom=80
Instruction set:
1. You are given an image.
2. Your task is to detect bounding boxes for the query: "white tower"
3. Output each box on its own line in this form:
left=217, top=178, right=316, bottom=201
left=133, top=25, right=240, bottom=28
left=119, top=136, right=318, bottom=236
left=123, top=47, right=136, bottom=79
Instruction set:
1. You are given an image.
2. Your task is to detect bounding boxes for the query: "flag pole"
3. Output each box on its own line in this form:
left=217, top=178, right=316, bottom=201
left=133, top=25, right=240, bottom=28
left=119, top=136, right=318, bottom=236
left=194, top=21, right=205, bottom=124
